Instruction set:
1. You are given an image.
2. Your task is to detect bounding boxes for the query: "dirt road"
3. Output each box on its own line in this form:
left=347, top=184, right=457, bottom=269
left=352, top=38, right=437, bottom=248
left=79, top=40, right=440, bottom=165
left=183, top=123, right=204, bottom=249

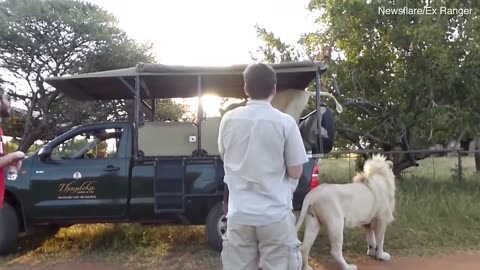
left=2, top=252, right=480, bottom=270
left=314, top=252, right=480, bottom=270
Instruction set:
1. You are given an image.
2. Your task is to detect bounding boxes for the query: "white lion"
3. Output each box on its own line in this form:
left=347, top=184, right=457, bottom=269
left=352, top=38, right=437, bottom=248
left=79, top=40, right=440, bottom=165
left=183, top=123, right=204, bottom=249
left=220, top=89, right=343, bottom=124
left=295, top=154, right=396, bottom=270
left=270, top=89, right=343, bottom=124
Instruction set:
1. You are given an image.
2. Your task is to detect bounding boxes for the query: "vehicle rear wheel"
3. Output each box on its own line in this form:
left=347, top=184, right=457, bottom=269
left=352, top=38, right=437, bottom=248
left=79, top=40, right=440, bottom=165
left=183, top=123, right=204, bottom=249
left=206, top=203, right=227, bottom=252
left=0, top=203, right=19, bottom=255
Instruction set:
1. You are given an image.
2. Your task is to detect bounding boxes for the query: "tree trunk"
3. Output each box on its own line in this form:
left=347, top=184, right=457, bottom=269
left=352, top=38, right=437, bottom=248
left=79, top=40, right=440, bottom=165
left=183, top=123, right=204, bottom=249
left=393, top=157, right=419, bottom=180
left=18, top=129, right=41, bottom=153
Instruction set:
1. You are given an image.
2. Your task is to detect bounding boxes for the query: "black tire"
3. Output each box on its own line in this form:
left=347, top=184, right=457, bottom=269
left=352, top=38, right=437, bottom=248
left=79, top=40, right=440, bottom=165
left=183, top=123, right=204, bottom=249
left=206, top=203, right=227, bottom=252
left=0, top=203, right=19, bottom=255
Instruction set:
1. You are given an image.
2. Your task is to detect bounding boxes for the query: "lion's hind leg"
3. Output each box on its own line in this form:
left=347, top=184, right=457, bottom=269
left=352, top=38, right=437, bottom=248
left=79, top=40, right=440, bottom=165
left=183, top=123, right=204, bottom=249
left=362, top=223, right=377, bottom=257
left=326, top=217, right=357, bottom=270
left=300, top=212, right=320, bottom=270
left=373, top=219, right=391, bottom=261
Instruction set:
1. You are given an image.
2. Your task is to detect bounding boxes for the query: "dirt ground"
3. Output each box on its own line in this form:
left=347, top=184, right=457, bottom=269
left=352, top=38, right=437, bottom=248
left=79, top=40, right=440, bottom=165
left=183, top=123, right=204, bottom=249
left=314, top=252, right=480, bottom=270
left=2, top=252, right=480, bottom=270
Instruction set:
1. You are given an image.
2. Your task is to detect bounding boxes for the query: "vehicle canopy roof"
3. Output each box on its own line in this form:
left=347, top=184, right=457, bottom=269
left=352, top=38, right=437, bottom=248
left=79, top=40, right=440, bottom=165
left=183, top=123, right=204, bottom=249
left=45, top=61, right=327, bottom=100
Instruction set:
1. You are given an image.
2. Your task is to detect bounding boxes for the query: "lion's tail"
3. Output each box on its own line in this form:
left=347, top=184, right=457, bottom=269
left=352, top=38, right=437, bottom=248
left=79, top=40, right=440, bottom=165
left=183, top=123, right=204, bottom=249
left=295, top=192, right=312, bottom=232
left=352, top=172, right=368, bottom=183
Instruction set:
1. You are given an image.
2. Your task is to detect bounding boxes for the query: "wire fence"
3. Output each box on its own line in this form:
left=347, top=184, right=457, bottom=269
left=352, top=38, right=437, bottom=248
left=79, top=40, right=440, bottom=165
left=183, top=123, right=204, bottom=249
left=5, top=140, right=480, bottom=182
left=317, top=149, right=480, bottom=182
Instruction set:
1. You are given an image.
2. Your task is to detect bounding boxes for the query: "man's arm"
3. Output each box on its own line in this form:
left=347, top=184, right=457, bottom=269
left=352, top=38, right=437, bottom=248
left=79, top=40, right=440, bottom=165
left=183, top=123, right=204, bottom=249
left=284, top=117, right=309, bottom=180
left=222, top=184, right=229, bottom=215
left=218, top=114, right=229, bottom=214
left=218, top=114, right=228, bottom=161
left=286, top=164, right=303, bottom=179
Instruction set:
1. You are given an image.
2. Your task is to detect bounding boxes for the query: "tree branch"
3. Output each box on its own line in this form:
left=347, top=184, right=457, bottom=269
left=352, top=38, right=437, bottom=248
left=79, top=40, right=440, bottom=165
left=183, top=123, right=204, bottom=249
left=337, top=125, right=391, bottom=146
left=344, top=97, right=386, bottom=116
left=7, top=92, right=30, bottom=100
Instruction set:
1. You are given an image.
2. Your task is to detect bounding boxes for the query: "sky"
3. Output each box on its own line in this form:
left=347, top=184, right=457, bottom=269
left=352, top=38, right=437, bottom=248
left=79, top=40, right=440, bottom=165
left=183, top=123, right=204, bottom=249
left=4, top=0, right=322, bottom=142
left=82, top=0, right=321, bottom=116
left=86, top=0, right=320, bottom=66
left=7, top=0, right=320, bottom=114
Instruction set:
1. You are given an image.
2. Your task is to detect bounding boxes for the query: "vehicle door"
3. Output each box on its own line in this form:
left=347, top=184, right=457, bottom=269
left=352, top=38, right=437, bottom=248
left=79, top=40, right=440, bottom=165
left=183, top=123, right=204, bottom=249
left=28, top=123, right=131, bottom=221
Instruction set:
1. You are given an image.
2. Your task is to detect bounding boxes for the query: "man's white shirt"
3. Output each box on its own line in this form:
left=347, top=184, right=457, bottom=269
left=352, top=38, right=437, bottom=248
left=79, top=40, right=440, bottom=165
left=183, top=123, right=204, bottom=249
left=218, top=100, right=308, bottom=226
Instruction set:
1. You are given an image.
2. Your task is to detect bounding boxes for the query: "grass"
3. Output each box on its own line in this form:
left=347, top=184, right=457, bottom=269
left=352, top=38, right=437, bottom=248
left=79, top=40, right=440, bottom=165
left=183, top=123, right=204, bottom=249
left=1, top=157, right=480, bottom=269
left=1, top=224, right=220, bottom=269
left=319, top=155, right=480, bottom=183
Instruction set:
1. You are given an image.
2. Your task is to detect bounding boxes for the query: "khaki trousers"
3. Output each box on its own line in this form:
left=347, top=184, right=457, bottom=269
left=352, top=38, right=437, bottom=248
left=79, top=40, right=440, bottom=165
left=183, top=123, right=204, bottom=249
left=221, top=211, right=302, bottom=270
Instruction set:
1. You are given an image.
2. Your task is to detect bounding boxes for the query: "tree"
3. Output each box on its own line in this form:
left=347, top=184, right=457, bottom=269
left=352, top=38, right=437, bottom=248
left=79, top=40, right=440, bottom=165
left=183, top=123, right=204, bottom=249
left=153, top=99, right=189, bottom=122
left=254, top=0, right=480, bottom=176
left=1, top=107, right=27, bottom=139
left=0, top=0, right=158, bottom=152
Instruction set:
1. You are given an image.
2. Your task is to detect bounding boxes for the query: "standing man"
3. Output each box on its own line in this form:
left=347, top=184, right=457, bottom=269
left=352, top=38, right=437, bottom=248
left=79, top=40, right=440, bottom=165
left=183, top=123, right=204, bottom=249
left=0, top=89, right=25, bottom=208
left=219, top=63, right=308, bottom=270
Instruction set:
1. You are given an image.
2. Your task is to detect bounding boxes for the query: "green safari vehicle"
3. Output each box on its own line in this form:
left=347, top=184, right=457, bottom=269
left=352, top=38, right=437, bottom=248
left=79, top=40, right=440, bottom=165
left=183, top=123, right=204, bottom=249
left=1, top=61, right=337, bottom=254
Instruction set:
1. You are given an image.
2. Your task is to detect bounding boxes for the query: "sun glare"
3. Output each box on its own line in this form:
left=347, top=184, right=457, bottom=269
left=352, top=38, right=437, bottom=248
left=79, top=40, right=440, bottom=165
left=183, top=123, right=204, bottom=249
left=202, top=95, right=223, bottom=117
left=182, top=95, right=223, bottom=118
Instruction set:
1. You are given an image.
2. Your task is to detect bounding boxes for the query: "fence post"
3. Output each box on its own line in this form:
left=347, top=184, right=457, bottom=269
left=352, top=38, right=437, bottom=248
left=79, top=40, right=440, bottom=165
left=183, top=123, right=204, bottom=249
left=348, top=154, right=352, bottom=180
left=458, top=150, right=463, bottom=182
left=432, top=154, right=435, bottom=182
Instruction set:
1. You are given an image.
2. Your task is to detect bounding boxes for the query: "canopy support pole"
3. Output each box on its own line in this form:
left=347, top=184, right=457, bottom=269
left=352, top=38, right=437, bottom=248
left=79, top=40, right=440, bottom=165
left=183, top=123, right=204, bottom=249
left=196, top=75, right=203, bottom=156
left=315, top=69, right=325, bottom=157
left=134, top=76, right=141, bottom=158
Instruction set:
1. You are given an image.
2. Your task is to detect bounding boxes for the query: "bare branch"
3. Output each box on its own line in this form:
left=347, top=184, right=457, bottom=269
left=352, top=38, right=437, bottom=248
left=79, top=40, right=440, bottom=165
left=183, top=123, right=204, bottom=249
left=344, top=97, right=386, bottom=116
left=7, top=92, right=30, bottom=100
left=337, top=125, right=391, bottom=145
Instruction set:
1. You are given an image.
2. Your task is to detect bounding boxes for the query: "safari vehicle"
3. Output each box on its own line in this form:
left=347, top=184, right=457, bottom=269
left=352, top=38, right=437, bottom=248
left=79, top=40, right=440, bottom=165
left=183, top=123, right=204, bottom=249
left=1, top=61, right=338, bottom=254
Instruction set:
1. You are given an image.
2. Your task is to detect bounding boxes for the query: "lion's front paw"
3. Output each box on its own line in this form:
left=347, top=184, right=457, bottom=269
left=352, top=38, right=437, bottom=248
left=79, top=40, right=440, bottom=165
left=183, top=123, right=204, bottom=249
left=376, top=251, right=391, bottom=261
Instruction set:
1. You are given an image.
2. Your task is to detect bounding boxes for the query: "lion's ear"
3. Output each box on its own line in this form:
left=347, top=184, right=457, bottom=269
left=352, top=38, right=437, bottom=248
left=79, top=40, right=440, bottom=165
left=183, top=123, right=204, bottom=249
left=387, top=160, right=393, bottom=169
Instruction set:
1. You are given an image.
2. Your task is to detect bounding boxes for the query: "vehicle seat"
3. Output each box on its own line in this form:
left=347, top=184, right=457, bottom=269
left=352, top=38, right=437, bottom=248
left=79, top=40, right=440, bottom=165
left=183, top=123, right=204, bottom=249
left=138, top=122, right=197, bottom=156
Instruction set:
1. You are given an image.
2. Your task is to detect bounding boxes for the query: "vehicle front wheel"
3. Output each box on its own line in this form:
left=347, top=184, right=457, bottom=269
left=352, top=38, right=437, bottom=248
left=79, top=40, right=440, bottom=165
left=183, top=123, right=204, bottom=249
left=0, top=203, right=19, bottom=255
left=206, top=203, right=227, bottom=252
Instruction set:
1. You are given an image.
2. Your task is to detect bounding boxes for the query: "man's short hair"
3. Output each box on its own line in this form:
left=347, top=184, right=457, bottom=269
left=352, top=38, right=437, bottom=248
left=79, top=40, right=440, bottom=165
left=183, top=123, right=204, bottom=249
left=243, top=63, right=277, bottom=100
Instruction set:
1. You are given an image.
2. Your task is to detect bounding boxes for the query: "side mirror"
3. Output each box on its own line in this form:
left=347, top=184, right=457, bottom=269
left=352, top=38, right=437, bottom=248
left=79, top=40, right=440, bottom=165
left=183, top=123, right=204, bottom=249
left=38, top=145, right=53, bottom=161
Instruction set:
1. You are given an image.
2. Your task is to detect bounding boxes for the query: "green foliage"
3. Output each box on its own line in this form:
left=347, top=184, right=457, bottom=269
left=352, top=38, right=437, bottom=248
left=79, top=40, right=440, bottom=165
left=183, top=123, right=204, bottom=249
left=5, top=139, right=19, bottom=153
left=1, top=108, right=26, bottom=138
left=252, top=25, right=301, bottom=62
left=254, top=0, right=480, bottom=173
left=354, top=154, right=364, bottom=172
left=450, top=161, right=466, bottom=181
left=153, top=99, right=189, bottom=122
left=0, top=0, right=179, bottom=152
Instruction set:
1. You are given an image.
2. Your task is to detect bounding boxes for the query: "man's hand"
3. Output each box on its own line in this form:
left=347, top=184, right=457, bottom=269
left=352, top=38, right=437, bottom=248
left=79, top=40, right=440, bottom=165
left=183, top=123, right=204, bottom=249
left=9, top=151, right=25, bottom=161
left=8, top=151, right=25, bottom=169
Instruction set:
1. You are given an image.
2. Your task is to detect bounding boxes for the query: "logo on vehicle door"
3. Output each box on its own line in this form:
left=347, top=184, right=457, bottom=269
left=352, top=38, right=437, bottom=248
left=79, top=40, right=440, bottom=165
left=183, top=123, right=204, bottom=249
left=73, top=172, right=82, bottom=179
left=57, top=180, right=96, bottom=200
